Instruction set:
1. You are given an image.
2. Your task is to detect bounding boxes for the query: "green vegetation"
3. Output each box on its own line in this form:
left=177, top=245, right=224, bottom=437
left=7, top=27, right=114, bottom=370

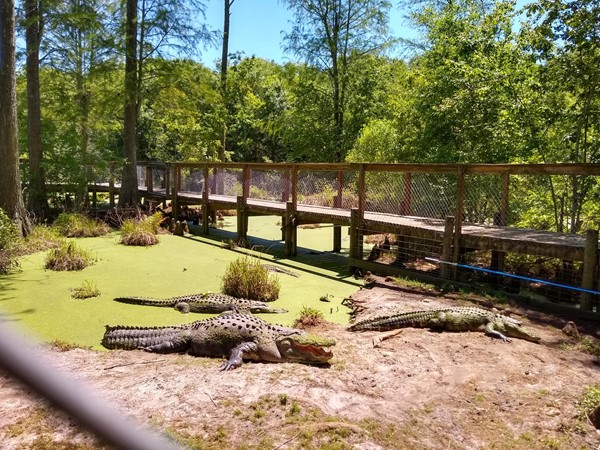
left=70, top=279, right=101, bottom=299
left=119, top=213, right=161, bottom=246
left=293, top=305, right=326, bottom=327
left=52, top=213, right=110, bottom=238
left=45, top=240, right=96, bottom=271
left=221, top=256, right=281, bottom=301
left=0, top=208, right=20, bottom=274
left=576, top=384, right=600, bottom=422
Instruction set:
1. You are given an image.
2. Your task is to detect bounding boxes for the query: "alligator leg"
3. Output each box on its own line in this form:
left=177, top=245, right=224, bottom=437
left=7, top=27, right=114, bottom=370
left=484, top=322, right=511, bottom=342
left=142, top=332, right=191, bottom=353
left=220, top=342, right=259, bottom=371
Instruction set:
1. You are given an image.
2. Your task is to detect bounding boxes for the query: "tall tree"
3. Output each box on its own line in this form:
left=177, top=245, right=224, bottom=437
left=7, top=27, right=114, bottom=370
left=0, top=0, right=31, bottom=235
left=283, top=0, right=392, bottom=161
left=24, top=0, right=49, bottom=219
left=219, top=0, right=234, bottom=163
left=118, top=0, right=139, bottom=207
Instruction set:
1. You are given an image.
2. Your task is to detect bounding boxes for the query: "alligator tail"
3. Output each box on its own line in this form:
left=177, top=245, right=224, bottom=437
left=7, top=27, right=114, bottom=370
left=101, top=323, right=192, bottom=351
left=348, top=311, right=436, bottom=331
left=113, top=297, right=178, bottom=307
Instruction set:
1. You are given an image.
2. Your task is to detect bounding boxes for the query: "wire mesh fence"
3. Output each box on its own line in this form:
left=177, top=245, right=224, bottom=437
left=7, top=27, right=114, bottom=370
left=296, top=169, right=359, bottom=209
left=248, top=168, right=290, bottom=202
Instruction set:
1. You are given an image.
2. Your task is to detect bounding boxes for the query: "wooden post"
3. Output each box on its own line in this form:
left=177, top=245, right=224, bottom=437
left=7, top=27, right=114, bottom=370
left=452, top=166, right=465, bottom=268
left=282, top=168, right=291, bottom=240
left=291, top=165, right=298, bottom=209
left=333, top=226, right=342, bottom=253
left=172, top=165, right=180, bottom=221
left=358, top=164, right=366, bottom=222
left=146, top=166, right=153, bottom=193
left=285, top=201, right=297, bottom=257
left=581, top=229, right=599, bottom=311
left=441, top=216, right=455, bottom=280
left=402, top=172, right=412, bottom=215
left=237, top=195, right=247, bottom=241
left=350, top=208, right=363, bottom=260
left=201, top=165, right=210, bottom=234
left=500, top=171, right=509, bottom=226
left=242, top=166, right=250, bottom=199
left=109, top=162, right=115, bottom=207
left=164, top=163, right=171, bottom=200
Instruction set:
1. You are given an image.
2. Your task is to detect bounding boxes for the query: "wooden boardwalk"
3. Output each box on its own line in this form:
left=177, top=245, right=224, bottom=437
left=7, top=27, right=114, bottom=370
left=83, top=161, right=600, bottom=311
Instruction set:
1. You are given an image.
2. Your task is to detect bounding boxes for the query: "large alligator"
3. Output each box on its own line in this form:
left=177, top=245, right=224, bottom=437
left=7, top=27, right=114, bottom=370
left=348, top=306, right=541, bottom=343
left=114, top=293, right=287, bottom=314
left=102, top=312, right=335, bottom=370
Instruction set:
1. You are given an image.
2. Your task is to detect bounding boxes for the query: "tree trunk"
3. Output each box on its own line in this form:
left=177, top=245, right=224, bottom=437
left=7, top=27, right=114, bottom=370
left=219, top=0, right=232, bottom=164
left=0, top=0, right=31, bottom=235
left=118, top=0, right=140, bottom=208
left=25, top=0, right=49, bottom=220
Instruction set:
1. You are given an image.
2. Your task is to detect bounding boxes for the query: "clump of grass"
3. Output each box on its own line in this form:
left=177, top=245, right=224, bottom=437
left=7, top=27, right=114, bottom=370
left=52, top=212, right=110, bottom=237
left=576, top=384, right=600, bottom=423
left=293, top=305, right=326, bottom=327
left=48, top=340, right=87, bottom=352
left=45, top=240, right=95, bottom=271
left=119, top=213, right=161, bottom=246
left=23, top=225, right=62, bottom=252
left=221, top=257, right=280, bottom=301
left=579, top=336, right=600, bottom=360
left=70, top=279, right=100, bottom=299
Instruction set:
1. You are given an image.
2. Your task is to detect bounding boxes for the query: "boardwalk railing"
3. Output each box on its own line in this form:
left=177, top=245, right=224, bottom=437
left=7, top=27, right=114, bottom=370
left=65, top=161, right=600, bottom=311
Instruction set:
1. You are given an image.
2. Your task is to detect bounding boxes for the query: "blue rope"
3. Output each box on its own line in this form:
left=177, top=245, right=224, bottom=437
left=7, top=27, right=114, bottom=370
left=425, top=257, right=600, bottom=296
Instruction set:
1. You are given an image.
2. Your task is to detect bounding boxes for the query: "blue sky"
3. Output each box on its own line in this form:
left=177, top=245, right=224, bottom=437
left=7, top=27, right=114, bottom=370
left=199, top=1, right=417, bottom=68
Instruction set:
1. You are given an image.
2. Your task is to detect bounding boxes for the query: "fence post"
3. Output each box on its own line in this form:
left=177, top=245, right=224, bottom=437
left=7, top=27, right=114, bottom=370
left=402, top=172, right=412, bottom=215
left=332, top=170, right=343, bottom=252
left=358, top=164, right=366, bottom=222
left=350, top=208, right=363, bottom=261
left=172, top=164, right=180, bottom=221
left=581, top=229, right=599, bottom=311
left=146, top=166, right=153, bottom=193
left=452, top=166, right=465, bottom=268
left=441, top=216, right=455, bottom=280
left=282, top=168, right=290, bottom=241
left=237, top=195, right=247, bottom=241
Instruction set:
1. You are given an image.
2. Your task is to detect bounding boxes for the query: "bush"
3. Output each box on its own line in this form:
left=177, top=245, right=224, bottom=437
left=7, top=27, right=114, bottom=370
left=70, top=279, right=101, bottom=299
left=293, top=305, right=326, bottom=327
left=52, top=213, right=110, bottom=238
left=22, top=225, right=62, bottom=253
left=221, top=257, right=280, bottom=301
left=45, top=240, right=95, bottom=271
left=0, top=208, right=19, bottom=274
left=0, top=208, right=18, bottom=250
left=120, top=214, right=160, bottom=246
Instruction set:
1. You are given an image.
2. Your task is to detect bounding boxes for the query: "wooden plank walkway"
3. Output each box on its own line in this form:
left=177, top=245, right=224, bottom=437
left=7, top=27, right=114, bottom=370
left=131, top=187, right=595, bottom=262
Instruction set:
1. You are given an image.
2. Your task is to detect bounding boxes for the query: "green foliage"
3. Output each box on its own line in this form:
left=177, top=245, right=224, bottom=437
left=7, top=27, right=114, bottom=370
left=119, top=215, right=160, bottom=246
left=52, top=213, right=110, bottom=238
left=45, top=241, right=96, bottom=271
left=70, top=279, right=101, bottom=299
left=293, top=305, right=326, bottom=327
left=22, top=225, right=63, bottom=253
left=0, top=208, right=18, bottom=251
left=221, top=257, right=280, bottom=301
left=576, top=384, right=600, bottom=422
left=0, top=209, right=20, bottom=274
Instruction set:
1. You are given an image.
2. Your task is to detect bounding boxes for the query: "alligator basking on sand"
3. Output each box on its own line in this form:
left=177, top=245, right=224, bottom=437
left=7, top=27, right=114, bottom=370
left=114, top=293, right=287, bottom=314
left=348, top=307, right=541, bottom=343
left=102, top=312, right=335, bottom=370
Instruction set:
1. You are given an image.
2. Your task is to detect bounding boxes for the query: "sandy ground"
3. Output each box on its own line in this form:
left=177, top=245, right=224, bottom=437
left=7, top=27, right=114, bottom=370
left=1, top=277, right=600, bottom=449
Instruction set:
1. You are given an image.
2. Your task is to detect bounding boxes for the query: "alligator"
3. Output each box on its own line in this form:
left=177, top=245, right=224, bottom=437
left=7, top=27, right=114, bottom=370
left=261, top=264, right=300, bottom=277
left=348, top=307, right=541, bottom=343
left=113, top=293, right=287, bottom=314
left=102, top=312, right=335, bottom=370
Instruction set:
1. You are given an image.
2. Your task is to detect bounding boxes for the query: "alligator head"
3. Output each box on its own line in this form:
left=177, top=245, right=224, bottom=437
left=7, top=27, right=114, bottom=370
left=275, top=333, right=335, bottom=364
left=501, top=320, right=541, bottom=343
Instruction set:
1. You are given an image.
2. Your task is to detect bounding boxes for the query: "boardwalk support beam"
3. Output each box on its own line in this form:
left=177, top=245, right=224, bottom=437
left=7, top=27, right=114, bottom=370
left=285, top=201, right=297, bottom=257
